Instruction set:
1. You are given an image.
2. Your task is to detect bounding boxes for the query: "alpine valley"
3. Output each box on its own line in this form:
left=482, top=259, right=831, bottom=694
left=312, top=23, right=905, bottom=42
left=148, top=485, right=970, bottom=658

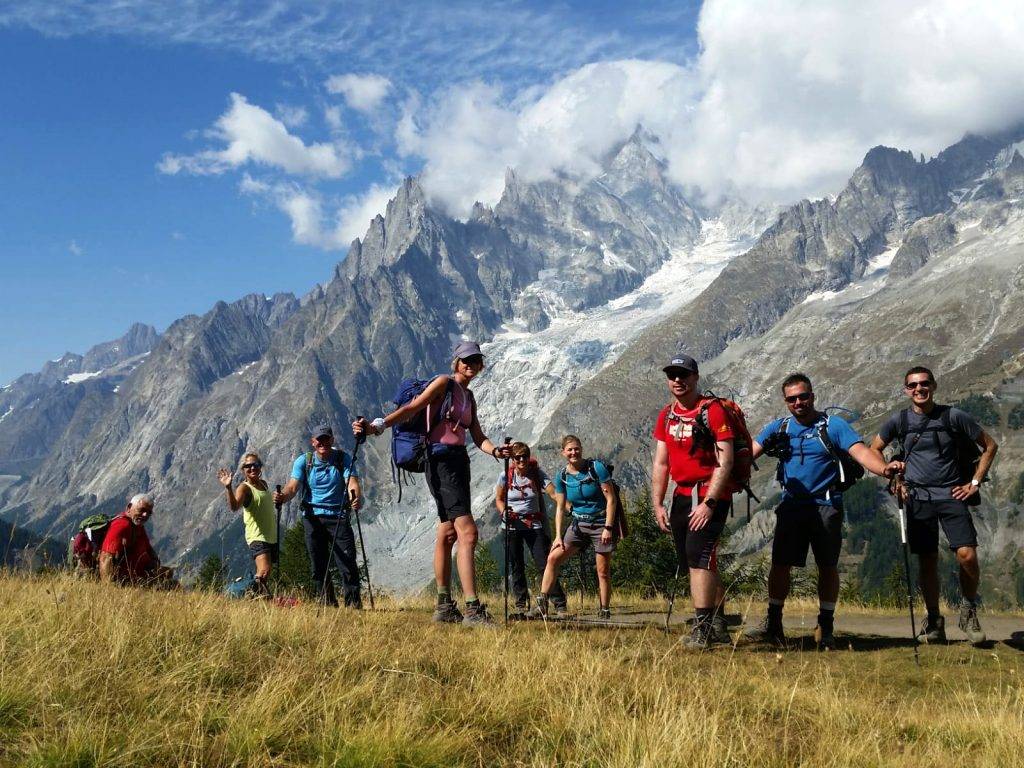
left=3, top=128, right=1024, bottom=598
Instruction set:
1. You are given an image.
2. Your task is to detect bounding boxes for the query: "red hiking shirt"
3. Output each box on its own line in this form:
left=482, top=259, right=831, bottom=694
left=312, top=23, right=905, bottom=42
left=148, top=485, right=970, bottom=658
left=653, top=399, right=734, bottom=497
left=100, top=515, right=157, bottom=580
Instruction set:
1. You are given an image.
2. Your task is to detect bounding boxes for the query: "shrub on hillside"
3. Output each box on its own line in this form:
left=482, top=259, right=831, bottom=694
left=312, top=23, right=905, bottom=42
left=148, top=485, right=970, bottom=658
left=1008, top=403, right=1024, bottom=430
left=953, top=394, right=1000, bottom=427
left=194, top=554, right=226, bottom=592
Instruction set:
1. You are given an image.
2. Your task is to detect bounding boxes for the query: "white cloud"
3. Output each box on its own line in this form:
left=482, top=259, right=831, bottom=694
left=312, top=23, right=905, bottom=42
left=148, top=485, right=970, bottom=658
left=326, top=73, right=392, bottom=114
left=159, top=93, right=350, bottom=178
left=274, top=103, right=308, bottom=128
left=399, top=1, right=1024, bottom=212
left=241, top=175, right=397, bottom=250
left=68, top=240, right=83, bottom=255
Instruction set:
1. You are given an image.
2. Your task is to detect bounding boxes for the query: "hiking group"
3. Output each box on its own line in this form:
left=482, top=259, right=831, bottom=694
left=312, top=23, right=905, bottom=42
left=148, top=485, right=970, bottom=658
left=70, top=339, right=999, bottom=648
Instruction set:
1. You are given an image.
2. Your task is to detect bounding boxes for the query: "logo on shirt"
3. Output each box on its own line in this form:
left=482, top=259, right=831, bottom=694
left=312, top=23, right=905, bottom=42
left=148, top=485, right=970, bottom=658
left=669, top=420, right=693, bottom=441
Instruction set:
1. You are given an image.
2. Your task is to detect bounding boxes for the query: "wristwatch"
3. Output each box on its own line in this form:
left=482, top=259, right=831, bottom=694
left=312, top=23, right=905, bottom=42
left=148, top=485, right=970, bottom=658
left=970, top=478, right=980, bottom=488
left=704, top=497, right=719, bottom=510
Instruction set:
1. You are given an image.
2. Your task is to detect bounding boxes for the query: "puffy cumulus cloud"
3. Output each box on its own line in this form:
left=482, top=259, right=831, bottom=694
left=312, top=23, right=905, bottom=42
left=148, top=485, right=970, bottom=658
left=667, top=0, right=1024, bottom=201
left=240, top=174, right=397, bottom=250
left=399, top=61, right=695, bottom=214
left=160, top=93, right=350, bottom=178
left=274, top=103, right=309, bottom=128
left=401, top=0, right=1024, bottom=212
left=326, top=73, right=393, bottom=114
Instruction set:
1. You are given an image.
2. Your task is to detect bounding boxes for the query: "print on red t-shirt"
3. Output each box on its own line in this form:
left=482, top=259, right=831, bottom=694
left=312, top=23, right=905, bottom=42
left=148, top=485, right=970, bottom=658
left=653, top=398, right=734, bottom=496
left=100, top=515, right=156, bottom=579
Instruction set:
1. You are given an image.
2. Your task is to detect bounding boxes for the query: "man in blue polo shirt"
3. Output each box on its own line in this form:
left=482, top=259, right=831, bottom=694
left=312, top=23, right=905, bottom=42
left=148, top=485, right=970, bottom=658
left=745, top=373, right=898, bottom=649
left=274, top=423, right=362, bottom=607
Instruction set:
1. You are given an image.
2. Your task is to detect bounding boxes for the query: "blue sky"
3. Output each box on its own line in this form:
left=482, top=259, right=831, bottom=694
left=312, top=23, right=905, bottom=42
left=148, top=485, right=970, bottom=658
left=3, top=1, right=1022, bottom=385
left=0, top=1, right=699, bottom=384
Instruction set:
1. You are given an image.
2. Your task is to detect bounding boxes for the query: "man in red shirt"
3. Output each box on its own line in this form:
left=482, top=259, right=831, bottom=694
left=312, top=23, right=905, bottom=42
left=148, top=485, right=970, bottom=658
left=652, top=354, right=735, bottom=648
left=99, top=493, right=165, bottom=585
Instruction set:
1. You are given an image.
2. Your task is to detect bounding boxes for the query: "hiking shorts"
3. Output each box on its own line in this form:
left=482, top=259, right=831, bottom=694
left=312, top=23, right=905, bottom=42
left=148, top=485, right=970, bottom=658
left=772, top=498, right=843, bottom=568
left=563, top=520, right=617, bottom=554
left=249, top=540, right=279, bottom=563
left=906, top=497, right=977, bottom=554
left=669, top=494, right=728, bottom=570
left=426, top=446, right=472, bottom=523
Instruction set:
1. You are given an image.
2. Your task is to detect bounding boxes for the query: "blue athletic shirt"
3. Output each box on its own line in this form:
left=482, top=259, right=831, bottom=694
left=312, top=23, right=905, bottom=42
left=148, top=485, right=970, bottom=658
left=553, top=460, right=612, bottom=524
left=755, top=415, right=863, bottom=505
left=291, top=449, right=359, bottom=514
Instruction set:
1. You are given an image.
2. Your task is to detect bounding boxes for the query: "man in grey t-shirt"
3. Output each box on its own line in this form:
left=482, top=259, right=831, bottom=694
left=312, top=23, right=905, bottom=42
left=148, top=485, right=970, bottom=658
left=871, top=366, right=998, bottom=645
left=494, top=441, right=567, bottom=616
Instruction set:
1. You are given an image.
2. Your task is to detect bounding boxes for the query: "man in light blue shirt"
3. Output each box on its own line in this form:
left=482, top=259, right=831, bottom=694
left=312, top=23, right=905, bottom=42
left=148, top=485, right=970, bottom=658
left=274, top=423, right=362, bottom=607
left=745, top=374, right=896, bottom=650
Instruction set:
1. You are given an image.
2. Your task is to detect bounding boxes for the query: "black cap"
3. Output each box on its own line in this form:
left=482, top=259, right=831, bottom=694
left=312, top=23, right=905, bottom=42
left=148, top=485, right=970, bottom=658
left=663, top=354, right=699, bottom=375
left=310, top=423, right=333, bottom=439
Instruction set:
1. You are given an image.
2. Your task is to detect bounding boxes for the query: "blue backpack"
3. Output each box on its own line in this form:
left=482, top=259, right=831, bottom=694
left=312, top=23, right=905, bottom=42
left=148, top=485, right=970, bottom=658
left=391, top=376, right=455, bottom=476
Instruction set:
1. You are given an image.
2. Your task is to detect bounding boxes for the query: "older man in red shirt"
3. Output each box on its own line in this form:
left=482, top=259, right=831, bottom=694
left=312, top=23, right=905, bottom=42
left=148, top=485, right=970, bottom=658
left=99, top=493, right=172, bottom=586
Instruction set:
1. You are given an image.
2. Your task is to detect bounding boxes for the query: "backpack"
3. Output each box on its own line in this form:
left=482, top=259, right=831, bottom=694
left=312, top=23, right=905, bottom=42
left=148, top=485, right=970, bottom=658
left=776, top=415, right=864, bottom=494
left=300, top=448, right=351, bottom=512
left=68, top=514, right=113, bottom=572
left=390, top=376, right=456, bottom=473
left=503, top=459, right=545, bottom=524
left=674, top=392, right=760, bottom=515
left=895, top=406, right=985, bottom=506
left=558, top=460, right=629, bottom=539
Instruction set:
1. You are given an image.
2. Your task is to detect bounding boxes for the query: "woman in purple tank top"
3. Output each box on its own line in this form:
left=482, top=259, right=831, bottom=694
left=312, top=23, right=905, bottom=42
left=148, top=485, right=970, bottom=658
left=354, top=340, right=511, bottom=627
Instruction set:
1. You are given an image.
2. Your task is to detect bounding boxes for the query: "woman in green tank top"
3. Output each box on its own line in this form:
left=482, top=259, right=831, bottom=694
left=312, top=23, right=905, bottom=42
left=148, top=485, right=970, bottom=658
left=217, top=452, right=278, bottom=595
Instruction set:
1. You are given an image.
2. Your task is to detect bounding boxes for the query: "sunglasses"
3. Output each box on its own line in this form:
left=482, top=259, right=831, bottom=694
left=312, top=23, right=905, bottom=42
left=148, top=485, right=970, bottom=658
left=313, top=435, right=333, bottom=443
left=785, top=392, right=812, bottom=403
left=242, top=463, right=262, bottom=470
left=665, top=370, right=695, bottom=382
left=460, top=355, right=484, bottom=367
left=513, top=454, right=530, bottom=461
left=904, top=381, right=933, bottom=390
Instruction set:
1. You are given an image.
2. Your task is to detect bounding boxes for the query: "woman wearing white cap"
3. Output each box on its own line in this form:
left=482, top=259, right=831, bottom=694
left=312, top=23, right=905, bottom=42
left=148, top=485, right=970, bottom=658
left=354, top=340, right=511, bottom=626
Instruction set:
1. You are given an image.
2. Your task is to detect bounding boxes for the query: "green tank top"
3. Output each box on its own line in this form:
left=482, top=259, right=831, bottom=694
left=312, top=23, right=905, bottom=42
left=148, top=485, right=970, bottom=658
left=242, top=481, right=277, bottom=544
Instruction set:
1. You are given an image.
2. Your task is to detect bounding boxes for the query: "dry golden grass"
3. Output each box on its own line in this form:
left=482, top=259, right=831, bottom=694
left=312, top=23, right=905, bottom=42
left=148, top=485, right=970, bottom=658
left=2, top=572, right=1024, bottom=767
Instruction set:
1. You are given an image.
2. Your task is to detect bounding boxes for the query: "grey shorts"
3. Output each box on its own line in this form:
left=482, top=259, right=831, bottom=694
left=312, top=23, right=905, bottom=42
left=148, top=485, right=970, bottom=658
left=563, top=520, right=617, bottom=554
left=906, top=497, right=977, bottom=554
left=249, top=540, right=279, bottom=563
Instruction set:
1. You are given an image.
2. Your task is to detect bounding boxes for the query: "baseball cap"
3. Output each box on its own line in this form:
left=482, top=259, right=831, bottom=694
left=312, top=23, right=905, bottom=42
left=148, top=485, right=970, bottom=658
left=310, top=423, right=334, bottom=439
left=452, top=340, right=483, bottom=359
left=663, top=354, right=699, bottom=375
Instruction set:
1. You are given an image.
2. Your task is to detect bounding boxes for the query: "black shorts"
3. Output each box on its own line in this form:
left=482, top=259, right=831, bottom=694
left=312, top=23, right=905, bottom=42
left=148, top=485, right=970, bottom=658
left=669, top=494, right=728, bottom=570
left=906, top=497, right=977, bottom=554
left=426, top=446, right=472, bottom=523
left=248, top=540, right=279, bottom=563
left=771, top=498, right=843, bottom=568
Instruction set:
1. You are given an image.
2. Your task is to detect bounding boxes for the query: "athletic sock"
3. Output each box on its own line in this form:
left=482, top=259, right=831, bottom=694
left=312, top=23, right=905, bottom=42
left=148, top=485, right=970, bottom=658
left=927, top=606, right=942, bottom=620
left=465, top=597, right=480, bottom=607
left=437, top=588, right=451, bottom=605
left=716, top=599, right=727, bottom=618
left=818, top=602, right=836, bottom=634
left=695, top=607, right=713, bottom=625
left=767, top=599, right=784, bottom=623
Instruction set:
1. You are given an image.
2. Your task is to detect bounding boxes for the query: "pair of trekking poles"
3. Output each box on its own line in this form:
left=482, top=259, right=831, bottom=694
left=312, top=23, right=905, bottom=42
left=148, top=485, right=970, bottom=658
left=272, top=425, right=375, bottom=609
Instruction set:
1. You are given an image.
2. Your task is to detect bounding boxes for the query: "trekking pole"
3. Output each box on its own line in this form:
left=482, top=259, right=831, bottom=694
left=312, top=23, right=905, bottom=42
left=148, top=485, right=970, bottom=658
left=502, top=436, right=511, bottom=626
left=577, top=550, right=586, bottom=616
left=274, top=484, right=282, bottom=584
left=665, top=564, right=681, bottom=632
left=352, top=483, right=374, bottom=610
left=896, top=483, right=921, bottom=666
left=320, top=427, right=366, bottom=606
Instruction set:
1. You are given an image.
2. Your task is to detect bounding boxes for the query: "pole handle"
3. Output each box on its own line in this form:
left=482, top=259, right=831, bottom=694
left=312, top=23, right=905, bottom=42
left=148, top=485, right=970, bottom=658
left=275, top=484, right=282, bottom=510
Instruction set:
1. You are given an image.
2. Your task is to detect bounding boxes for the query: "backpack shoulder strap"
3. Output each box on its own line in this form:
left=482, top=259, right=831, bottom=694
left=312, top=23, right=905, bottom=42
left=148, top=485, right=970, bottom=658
left=816, top=415, right=838, bottom=456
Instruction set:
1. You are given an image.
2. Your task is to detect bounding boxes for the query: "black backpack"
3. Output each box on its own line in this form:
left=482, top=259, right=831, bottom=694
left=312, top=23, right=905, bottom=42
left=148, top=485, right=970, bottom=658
left=895, top=406, right=985, bottom=506
left=776, top=415, right=864, bottom=494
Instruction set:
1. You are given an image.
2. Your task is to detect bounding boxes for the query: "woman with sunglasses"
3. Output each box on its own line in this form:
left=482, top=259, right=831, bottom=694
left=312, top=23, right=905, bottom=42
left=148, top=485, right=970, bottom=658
left=535, top=434, right=618, bottom=620
left=495, top=441, right=568, bottom=618
left=354, top=340, right=511, bottom=627
left=218, top=452, right=277, bottom=596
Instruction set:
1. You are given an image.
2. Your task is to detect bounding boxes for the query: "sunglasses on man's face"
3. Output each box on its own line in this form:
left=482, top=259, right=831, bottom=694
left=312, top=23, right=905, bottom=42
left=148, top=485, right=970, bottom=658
left=513, top=454, right=530, bottom=461
left=785, top=392, right=812, bottom=403
left=242, top=463, right=262, bottom=470
left=905, top=381, right=933, bottom=390
left=665, top=370, right=694, bottom=382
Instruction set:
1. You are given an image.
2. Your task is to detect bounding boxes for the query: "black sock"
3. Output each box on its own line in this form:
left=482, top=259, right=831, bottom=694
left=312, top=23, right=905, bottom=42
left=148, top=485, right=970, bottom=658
left=716, top=600, right=727, bottom=618
left=696, top=607, right=713, bottom=625
left=927, top=606, right=941, bottom=620
left=768, top=602, right=783, bottom=623
left=817, top=608, right=835, bottom=634
left=466, top=598, right=480, bottom=607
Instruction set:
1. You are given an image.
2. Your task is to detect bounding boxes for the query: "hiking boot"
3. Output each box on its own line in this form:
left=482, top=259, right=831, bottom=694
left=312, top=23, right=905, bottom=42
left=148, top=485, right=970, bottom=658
left=710, top=613, right=732, bottom=645
left=918, top=615, right=946, bottom=644
left=462, top=602, right=496, bottom=627
left=513, top=601, right=529, bottom=616
left=958, top=602, right=987, bottom=645
left=552, top=603, right=570, bottom=619
left=813, top=625, right=836, bottom=651
left=744, top=615, right=787, bottom=646
left=523, top=596, right=549, bottom=620
left=685, top=619, right=714, bottom=649
left=597, top=607, right=611, bottom=621
left=432, top=598, right=463, bottom=624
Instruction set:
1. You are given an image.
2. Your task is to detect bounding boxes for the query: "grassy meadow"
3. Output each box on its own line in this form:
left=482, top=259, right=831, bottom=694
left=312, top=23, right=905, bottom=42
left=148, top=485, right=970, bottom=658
left=2, top=572, right=1024, bottom=767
